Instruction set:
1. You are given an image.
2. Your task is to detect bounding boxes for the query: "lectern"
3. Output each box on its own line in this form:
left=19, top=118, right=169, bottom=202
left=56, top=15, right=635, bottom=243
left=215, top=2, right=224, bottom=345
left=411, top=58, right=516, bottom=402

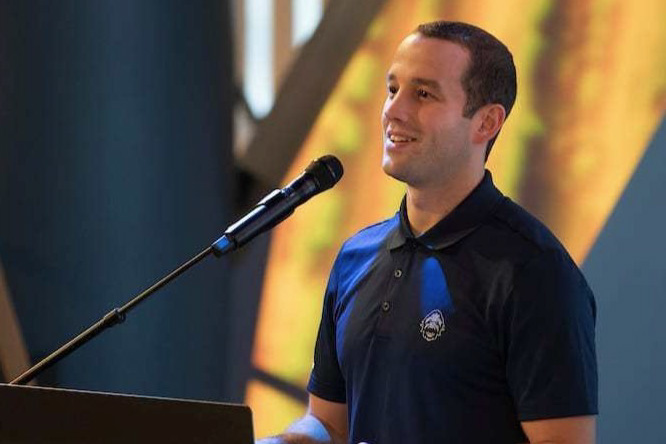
left=0, top=383, right=253, bottom=443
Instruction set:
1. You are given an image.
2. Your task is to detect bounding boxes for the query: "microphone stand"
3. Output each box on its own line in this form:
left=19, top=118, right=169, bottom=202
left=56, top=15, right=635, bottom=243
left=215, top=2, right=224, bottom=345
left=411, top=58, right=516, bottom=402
left=9, top=245, right=217, bottom=386
left=9, top=155, right=342, bottom=386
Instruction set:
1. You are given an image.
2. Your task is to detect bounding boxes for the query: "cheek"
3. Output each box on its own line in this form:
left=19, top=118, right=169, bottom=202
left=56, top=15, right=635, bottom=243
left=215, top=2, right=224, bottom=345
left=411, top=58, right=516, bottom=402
left=428, top=114, right=467, bottom=140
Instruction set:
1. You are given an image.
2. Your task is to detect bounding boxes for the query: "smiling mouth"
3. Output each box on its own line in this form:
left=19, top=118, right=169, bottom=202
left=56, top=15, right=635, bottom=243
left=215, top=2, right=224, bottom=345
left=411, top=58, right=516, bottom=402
left=388, top=134, right=417, bottom=143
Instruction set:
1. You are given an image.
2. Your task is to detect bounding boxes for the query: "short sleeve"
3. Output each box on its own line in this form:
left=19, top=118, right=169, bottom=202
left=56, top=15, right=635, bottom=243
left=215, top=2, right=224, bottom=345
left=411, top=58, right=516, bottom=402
left=501, top=249, right=598, bottom=421
left=307, top=255, right=347, bottom=403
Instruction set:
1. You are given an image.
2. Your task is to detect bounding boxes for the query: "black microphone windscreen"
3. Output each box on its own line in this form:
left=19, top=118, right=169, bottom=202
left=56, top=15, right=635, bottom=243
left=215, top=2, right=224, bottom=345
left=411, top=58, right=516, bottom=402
left=307, top=155, right=344, bottom=191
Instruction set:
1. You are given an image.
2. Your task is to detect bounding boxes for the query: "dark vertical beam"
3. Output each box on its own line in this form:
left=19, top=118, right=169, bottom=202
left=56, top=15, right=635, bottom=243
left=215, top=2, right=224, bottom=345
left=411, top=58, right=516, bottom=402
left=274, top=0, right=293, bottom=89
left=0, top=0, right=235, bottom=400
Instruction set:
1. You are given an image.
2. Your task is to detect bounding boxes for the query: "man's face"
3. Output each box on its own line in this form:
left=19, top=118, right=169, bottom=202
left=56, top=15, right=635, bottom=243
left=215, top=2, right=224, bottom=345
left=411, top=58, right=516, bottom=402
left=381, top=34, right=475, bottom=188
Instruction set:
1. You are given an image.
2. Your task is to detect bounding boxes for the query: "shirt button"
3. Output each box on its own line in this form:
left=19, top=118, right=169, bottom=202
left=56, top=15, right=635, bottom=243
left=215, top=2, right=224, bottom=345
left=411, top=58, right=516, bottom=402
left=394, top=268, right=403, bottom=278
left=381, top=301, right=391, bottom=312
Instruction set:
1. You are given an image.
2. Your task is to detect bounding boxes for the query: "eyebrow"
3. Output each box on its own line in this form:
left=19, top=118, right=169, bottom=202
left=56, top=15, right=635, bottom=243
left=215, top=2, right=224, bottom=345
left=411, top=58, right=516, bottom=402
left=387, top=73, right=443, bottom=93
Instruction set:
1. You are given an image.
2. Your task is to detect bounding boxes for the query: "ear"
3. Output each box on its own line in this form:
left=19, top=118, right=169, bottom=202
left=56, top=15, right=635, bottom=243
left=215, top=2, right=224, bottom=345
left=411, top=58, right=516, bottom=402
left=470, top=104, right=506, bottom=146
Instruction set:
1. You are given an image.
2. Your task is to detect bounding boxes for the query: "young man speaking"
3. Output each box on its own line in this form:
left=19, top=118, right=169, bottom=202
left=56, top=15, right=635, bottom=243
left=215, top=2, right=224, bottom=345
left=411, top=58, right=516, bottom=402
left=259, top=21, right=597, bottom=444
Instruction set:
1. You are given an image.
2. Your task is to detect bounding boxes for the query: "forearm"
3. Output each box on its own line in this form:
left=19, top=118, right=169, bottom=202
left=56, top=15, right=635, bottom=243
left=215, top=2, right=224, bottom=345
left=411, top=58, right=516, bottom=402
left=256, top=414, right=343, bottom=444
left=256, top=434, right=327, bottom=444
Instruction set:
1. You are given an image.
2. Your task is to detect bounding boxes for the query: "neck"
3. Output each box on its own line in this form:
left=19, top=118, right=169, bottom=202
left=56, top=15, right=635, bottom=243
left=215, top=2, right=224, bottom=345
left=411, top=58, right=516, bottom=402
left=406, top=168, right=485, bottom=236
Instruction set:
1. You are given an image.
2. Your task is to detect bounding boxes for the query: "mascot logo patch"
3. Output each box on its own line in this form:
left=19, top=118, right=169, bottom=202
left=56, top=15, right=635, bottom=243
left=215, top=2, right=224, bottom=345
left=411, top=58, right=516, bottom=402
left=420, top=309, right=445, bottom=341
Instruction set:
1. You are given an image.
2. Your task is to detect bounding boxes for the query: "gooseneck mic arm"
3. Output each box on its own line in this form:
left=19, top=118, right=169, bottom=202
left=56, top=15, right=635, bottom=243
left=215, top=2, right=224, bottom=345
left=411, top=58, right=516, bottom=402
left=9, top=155, right=343, bottom=386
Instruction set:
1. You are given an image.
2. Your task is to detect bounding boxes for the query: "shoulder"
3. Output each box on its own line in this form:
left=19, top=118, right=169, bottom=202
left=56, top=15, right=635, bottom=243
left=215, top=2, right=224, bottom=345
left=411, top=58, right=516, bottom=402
left=492, top=197, right=565, bottom=251
left=476, top=196, right=575, bottom=267
left=338, top=213, right=399, bottom=257
left=462, top=196, right=593, bottom=301
left=328, top=213, right=399, bottom=285
left=482, top=197, right=594, bottom=309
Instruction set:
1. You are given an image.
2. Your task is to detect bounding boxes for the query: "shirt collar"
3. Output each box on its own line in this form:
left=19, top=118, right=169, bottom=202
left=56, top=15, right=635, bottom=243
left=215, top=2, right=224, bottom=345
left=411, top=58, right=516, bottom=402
left=386, top=170, right=504, bottom=251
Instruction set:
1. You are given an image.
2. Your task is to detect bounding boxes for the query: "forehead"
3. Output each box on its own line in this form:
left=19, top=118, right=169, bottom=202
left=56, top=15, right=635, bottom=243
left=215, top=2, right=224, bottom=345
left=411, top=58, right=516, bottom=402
left=388, top=34, right=470, bottom=87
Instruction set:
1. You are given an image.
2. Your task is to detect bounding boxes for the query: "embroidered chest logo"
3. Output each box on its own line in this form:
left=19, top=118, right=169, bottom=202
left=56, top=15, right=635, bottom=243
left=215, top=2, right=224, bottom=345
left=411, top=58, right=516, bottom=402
left=420, top=309, right=446, bottom=341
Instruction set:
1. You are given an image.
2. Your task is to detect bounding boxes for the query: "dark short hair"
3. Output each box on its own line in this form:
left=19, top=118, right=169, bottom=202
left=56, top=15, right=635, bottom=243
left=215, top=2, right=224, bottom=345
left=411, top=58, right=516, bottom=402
left=416, top=21, right=517, bottom=159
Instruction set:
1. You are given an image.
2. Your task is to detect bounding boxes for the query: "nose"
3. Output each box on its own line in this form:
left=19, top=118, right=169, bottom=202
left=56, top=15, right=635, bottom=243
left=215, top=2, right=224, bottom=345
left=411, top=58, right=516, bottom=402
left=382, top=90, right=410, bottom=124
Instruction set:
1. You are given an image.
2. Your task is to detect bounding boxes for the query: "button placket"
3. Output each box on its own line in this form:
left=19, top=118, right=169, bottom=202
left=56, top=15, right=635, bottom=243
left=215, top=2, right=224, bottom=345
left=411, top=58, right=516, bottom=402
left=375, top=248, right=411, bottom=339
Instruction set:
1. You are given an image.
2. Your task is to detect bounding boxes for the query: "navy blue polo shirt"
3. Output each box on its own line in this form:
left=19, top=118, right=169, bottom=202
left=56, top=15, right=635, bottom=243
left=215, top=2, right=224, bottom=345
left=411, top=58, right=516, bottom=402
left=307, top=171, right=597, bottom=444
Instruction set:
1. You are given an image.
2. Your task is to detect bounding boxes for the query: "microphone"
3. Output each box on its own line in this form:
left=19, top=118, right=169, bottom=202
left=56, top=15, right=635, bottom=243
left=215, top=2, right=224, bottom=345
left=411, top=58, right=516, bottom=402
left=212, top=155, right=344, bottom=256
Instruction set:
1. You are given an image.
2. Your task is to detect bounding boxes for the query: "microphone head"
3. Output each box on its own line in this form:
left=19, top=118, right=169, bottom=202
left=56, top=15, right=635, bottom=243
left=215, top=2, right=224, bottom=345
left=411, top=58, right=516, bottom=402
left=306, top=155, right=344, bottom=191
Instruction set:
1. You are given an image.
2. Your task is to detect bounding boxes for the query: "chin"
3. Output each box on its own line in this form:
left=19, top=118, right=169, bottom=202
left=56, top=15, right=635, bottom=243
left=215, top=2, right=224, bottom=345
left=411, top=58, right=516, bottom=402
left=382, top=160, right=410, bottom=184
left=381, top=155, right=396, bottom=176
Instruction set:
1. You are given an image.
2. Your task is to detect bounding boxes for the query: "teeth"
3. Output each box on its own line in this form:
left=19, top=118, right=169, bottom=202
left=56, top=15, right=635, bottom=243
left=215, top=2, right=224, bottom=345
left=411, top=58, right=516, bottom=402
left=389, top=135, right=414, bottom=142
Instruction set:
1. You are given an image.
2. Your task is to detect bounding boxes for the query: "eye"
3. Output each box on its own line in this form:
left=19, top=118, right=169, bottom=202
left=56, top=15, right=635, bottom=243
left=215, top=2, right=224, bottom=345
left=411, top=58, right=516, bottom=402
left=387, top=85, right=398, bottom=97
left=416, top=88, right=432, bottom=99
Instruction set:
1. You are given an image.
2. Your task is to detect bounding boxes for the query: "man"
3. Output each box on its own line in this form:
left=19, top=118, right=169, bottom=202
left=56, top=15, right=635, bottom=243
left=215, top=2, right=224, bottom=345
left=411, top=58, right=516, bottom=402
left=259, top=21, right=597, bottom=444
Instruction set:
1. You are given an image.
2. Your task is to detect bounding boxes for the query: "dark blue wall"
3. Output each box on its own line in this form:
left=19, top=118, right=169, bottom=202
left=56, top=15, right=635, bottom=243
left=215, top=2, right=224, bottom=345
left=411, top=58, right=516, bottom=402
left=0, top=1, right=235, bottom=401
left=583, top=118, right=666, bottom=442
